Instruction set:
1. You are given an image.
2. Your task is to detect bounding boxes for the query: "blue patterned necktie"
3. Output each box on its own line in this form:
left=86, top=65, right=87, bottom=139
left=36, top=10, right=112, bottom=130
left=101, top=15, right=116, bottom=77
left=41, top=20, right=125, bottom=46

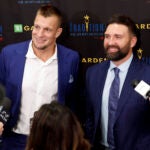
left=107, top=67, right=120, bottom=149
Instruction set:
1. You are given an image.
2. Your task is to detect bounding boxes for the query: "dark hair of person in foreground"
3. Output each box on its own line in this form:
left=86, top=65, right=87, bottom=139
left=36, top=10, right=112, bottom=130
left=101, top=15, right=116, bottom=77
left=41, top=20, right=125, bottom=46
left=25, top=101, right=91, bottom=150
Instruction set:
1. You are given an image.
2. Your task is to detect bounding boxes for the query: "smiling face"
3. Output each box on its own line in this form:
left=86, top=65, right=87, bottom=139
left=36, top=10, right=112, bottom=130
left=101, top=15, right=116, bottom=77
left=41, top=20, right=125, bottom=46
left=104, top=23, right=137, bottom=65
left=32, top=14, right=62, bottom=51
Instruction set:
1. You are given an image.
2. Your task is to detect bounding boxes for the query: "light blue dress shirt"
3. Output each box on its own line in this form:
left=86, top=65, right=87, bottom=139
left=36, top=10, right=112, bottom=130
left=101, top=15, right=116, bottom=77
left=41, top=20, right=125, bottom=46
left=100, top=54, right=133, bottom=147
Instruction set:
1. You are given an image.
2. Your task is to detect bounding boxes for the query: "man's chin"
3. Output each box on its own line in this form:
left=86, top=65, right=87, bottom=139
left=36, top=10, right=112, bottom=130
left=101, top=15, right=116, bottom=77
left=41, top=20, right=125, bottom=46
left=35, top=45, right=46, bottom=50
left=106, top=53, right=120, bottom=61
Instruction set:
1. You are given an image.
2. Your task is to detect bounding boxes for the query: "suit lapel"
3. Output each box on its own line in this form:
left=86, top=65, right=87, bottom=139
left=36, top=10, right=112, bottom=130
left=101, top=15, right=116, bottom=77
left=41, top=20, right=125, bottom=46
left=94, top=62, right=110, bottom=122
left=115, top=58, right=143, bottom=121
left=14, top=42, right=29, bottom=88
left=57, top=45, right=68, bottom=104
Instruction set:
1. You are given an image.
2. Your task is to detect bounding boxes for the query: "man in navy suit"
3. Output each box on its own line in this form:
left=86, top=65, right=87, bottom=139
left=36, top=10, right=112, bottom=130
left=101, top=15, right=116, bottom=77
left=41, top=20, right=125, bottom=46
left=0, top=4, right=80, bottom=150
left=84, top=14, right=150, bottom=150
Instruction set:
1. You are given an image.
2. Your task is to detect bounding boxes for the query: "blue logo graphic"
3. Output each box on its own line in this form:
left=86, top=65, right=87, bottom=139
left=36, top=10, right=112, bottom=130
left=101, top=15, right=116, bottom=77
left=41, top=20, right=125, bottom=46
left=17, top=0, right=51, bottom=4
left=69, top=14, right=106, bottom=37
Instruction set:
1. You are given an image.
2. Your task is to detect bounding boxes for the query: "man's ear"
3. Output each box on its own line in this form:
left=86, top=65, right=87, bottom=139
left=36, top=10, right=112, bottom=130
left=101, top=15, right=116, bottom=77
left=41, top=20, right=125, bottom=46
left=56, top=28, right=63, bottom=38
left=131, top=36, right=137, bottom=48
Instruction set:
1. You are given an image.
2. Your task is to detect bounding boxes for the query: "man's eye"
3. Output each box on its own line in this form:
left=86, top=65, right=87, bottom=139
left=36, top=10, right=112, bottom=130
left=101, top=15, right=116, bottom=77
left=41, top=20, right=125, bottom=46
left=45, top=28, right=51, bottom=32
left=116, top=35, right=122, bottom=39
left=34, top=25, right=39, bottom=29
left=104, top=35, right=109, bottom=39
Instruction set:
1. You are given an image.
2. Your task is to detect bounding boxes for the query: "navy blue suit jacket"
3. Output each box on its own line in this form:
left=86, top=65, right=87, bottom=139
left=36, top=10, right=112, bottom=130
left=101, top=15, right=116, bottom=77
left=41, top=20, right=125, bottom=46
left=0, top=40, right=80, bottom=134
left=85, top=57, right=150, bottom=150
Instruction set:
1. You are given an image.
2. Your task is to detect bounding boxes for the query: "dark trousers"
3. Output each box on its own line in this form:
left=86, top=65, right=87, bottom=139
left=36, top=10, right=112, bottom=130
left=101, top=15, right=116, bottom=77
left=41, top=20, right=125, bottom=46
left=0, top=131, right=27, bottom=150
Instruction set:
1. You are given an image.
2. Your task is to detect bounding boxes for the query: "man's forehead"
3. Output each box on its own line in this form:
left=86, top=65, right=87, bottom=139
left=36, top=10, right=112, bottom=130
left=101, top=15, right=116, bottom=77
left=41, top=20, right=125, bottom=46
left=105, top=23, right=129, bottom=34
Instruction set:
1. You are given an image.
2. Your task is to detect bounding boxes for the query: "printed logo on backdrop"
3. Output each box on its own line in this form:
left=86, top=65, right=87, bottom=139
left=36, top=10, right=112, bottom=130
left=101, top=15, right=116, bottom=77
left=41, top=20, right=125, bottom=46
left=69, top=13, right=106, bottom=39
left=136, top=23, right=150, bottom=30
left=68, top=12, right=107, bottom=64
left=14, top=24, right=33, bottom=33
left=17, top=0, right=51, bottom=4
left=0, top=25, right=3, bottom=42
left=136, top=23, right=150, bottom=64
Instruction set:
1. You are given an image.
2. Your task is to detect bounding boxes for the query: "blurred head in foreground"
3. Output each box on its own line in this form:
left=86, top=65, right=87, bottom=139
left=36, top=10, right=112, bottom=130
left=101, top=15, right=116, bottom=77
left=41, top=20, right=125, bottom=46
left=26, top=101, right=91, bottom=150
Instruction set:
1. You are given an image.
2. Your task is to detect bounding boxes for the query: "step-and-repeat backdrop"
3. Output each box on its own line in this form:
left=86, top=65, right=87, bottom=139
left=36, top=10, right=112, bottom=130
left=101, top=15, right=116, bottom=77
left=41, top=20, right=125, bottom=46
left=0, top=0, right=150, bottom=75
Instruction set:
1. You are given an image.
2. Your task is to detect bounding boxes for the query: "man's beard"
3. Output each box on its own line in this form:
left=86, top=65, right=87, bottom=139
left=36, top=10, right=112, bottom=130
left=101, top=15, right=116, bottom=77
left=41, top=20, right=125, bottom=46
left=105, top=45, right=129, bottom=61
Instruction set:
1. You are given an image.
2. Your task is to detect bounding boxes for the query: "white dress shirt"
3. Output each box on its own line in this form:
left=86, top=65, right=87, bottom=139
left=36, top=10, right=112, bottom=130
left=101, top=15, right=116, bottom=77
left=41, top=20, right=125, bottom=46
left=13, top=41, right=58, bottom=135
